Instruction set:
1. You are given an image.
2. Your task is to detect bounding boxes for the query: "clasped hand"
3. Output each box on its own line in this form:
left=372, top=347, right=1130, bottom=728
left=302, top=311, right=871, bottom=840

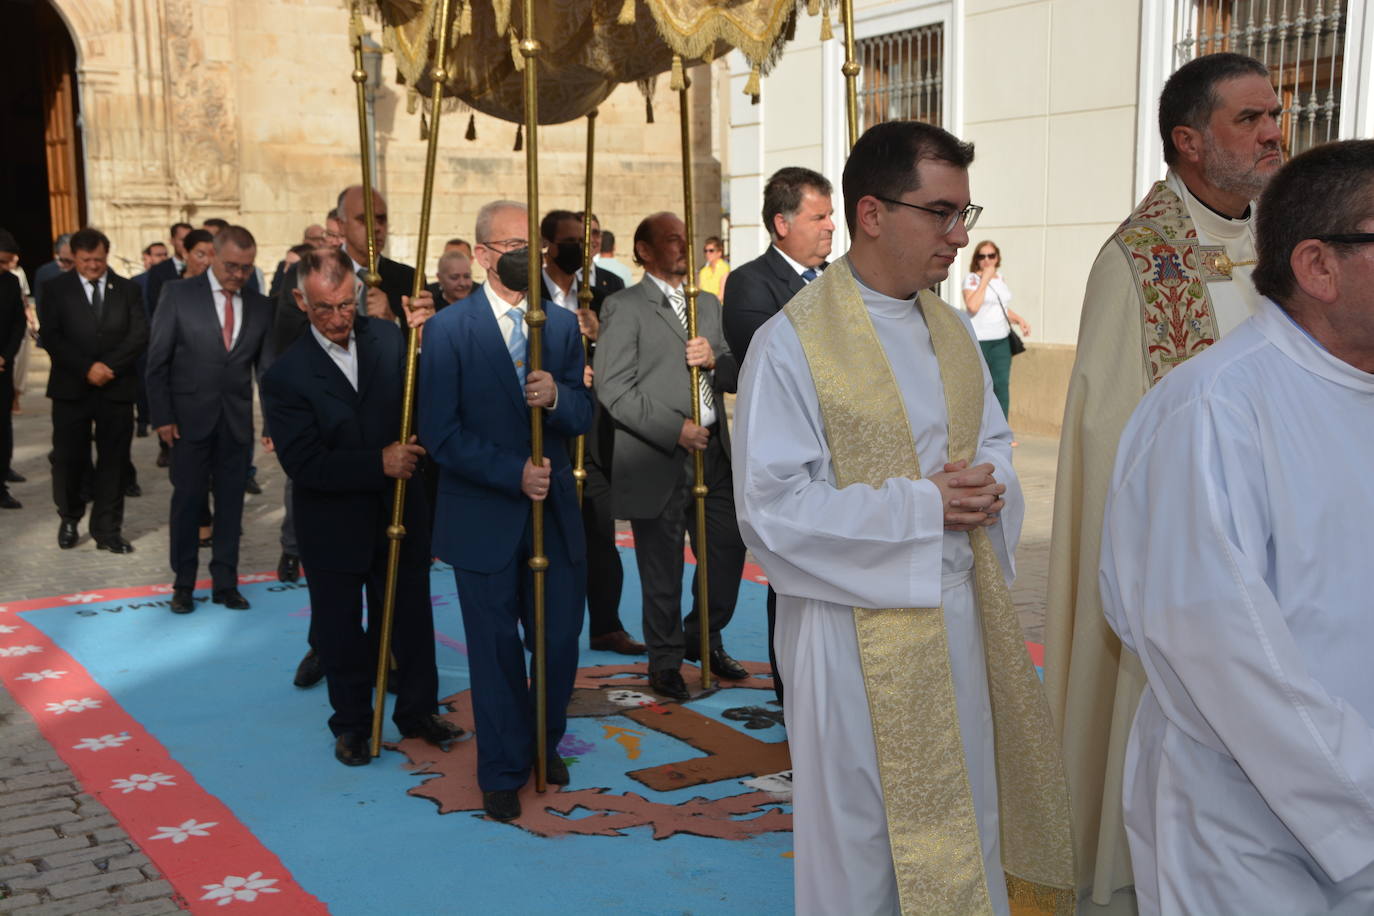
left=928, top=460, right=1006, bottom=531
left=382, top=435, right=425, bottom=479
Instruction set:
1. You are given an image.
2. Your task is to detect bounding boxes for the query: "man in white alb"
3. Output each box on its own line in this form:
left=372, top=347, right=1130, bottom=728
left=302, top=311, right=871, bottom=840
left=734, top=120, right=1074, bottom=915
left=1044, top=52, right=1284, bottom=911
left=1101, top=139, right=1374, bottom=915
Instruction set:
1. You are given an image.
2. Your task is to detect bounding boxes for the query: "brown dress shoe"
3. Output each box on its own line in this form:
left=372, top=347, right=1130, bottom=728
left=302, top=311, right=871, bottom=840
left=588, top=630, right=647, bottom=655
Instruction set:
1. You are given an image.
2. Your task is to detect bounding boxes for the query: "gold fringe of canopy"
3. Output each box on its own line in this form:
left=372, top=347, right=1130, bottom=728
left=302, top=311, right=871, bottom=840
left=365, top=0, right=824, bottom=125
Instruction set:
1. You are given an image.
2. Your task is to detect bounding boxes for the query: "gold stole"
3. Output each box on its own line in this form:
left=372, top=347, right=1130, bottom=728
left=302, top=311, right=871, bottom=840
left=784, top=258, right=1074, bottom=915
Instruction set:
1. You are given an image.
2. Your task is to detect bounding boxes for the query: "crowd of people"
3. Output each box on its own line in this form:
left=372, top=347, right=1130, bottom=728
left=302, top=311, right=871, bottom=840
left=2, top=47, right=1372, bottom=915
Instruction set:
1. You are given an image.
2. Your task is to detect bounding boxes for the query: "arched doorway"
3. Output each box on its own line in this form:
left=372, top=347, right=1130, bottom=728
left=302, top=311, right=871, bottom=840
left=2, top=0, right=85, bottom=275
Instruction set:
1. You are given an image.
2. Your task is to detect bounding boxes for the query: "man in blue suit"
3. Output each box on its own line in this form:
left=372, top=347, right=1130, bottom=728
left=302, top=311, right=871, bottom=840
left=419, top=200, right=594, bottom=822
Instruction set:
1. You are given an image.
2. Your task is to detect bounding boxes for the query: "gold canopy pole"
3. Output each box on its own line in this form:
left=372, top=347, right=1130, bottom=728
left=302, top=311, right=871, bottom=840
left=573, top=109, right=598, bottom=507
left=351, top=7, right=381, bottom=289
left=519, top=0, right=550, bottom=793
left=369, top=0, right=455, bottom=758
left=676, top=58, right=712, bottom=691
left=840, top=0, right=860, bottom=149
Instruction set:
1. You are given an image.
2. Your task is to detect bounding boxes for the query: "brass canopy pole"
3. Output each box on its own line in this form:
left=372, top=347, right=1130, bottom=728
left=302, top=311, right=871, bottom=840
left=351, top=7, right=382, bottom=290
left=676, top=58, right=712, bottom=691
left=369, top=0, right=455, bottom=758
left=840, top=0, right=860, bottom=149
left=519, top=0, right=550, bottom=794
left=572, top=109, right=598, bottom=507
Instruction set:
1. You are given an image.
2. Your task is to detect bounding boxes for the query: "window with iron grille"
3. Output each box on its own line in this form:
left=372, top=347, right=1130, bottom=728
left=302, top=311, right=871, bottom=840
left=856, top=23, right=944, bottom=131
left=1172, top=1, right=1347, bottom=156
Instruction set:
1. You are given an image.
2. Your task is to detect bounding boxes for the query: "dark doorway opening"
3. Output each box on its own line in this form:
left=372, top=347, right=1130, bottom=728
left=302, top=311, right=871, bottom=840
left=1, top=0, right=85, bottom=280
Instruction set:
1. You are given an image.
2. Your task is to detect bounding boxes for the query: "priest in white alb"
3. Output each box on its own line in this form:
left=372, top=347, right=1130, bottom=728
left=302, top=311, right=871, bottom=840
left=1043, top=53, right=1285, bottom=911
left=1100, top=140, right=1374, bottom=914
left=734, top=121, right=1074, bottom=915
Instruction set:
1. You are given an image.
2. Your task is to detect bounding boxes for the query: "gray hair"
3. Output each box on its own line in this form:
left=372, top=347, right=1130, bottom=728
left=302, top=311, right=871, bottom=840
left=475, top=201, right=526, bottom=245
left=438, top=249, right=471, bottom=271
left=295, top=248, right=358, bottom=303
left=213, top=225, right=256, bottom=253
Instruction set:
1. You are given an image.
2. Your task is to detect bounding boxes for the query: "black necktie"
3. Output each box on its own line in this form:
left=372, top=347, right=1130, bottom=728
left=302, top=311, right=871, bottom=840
left=90, top=280, right=103, bottom=318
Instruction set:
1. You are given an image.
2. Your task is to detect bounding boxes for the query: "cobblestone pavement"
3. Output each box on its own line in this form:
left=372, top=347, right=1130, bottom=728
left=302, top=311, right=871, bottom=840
left=0, top=351, right=1058, bottom=911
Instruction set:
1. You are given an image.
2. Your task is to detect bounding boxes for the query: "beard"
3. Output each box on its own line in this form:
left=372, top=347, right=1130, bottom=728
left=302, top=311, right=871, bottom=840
left=1201, top=134, right=1282, bottom=202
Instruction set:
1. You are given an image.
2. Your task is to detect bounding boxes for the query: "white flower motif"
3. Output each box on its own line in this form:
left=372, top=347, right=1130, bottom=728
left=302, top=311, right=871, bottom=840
left=63, top=592, right=105, bottom=603
left=72, top=734, right=132, bottom=751
left=201, top=872, right=280, bottom=905
left=150, top=818, right=218, bottom=844
left=238, top=573, right=274, bottom=583
left=112, top=772, right=177, bottom=793
left=45, top=697, right=102, bottom=715
left=0, top=605, right=8, bottom=613
left=0, top=645, right=43, bottom=657
left=17, top=669, right=68, bottom=682
left=151, top=584, right=175, bottom=593
left=0, top=624, right=19, bottom=634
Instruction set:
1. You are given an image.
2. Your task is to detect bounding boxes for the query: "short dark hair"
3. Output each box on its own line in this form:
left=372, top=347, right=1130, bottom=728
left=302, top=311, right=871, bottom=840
left=0, top=229, right=18, bottom=254
left=1252, top=140, right=1374, bottom=304
left=540, top=209, right=579, bottom=244
left=170, top=222, right=193, bottom=238
left=296, top=247, right=355, bottom=294
left=143, top=242, right=168, bottom=257
left=1159, top=53, right=1270, bottom=167
left=181, top=229, right=214, bottom=251
left=704, top=235, right=723, bottom=249
left=70, top=228, right=111, bottom=254
left=213, top=225, right=256, bottom=252
left=445, top=237, right=471, bottom=250
left=288, top=243, right=315, bottom=259
left=762, top=167, right=833, bottom=239
left=202, top=217, right=231, bottom=231
left=600, top=229, right=616, bottom=254
left=841, top=121, right=975, bottom=234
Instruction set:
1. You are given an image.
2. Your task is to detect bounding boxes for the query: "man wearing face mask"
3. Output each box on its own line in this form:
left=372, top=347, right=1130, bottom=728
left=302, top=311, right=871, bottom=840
left=419, top=200, right=594, bottom=822
left=538, top=209, right=641, bottom=656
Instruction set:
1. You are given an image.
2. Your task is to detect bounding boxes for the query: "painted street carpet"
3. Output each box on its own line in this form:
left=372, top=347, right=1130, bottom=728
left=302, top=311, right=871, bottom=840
left=1, top=538, right=1048, bottom=915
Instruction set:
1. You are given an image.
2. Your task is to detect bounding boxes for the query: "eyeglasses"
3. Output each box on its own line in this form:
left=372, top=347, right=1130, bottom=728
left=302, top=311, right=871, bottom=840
left=480, top=238, right=528, bottom=253
left=874, top=196, right=983, bottom=235
left=219, top=261, right=255, bottom=275
left=1312, top=233, right=1374, bottom=245
left=308, top=300, right=357, bottom=316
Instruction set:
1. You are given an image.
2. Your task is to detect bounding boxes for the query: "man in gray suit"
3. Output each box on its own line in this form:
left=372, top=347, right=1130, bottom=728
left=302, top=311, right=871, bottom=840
left=146, top=225, right=275, bottom=614
left=594, top=212, right=749, bottom=701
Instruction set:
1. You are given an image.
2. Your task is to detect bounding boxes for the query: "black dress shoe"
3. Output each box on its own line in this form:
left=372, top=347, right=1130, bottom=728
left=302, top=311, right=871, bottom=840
left=277, top=553, right=301, bottom=583
left=58, top=520, right=79, bottom=549
left=0, top=491, right=19, bottom=509
left=124, top=482, right=142, bottom=498
left=400, top=714, right=468, bottom=748
left=155, top=448, right=170, bottom=469
left=198, top=536, right=213, bottom=548
left=136, top=423, right=149, bottom=438
left=589, top=630, right=647, bottom=655
left=293, top=649, right=324, bottom=688
left=170, top=587, right=195, bottom=614
left=95, top=536, right=135, bottom=554
left=545, top=754, right=570, bottom=786
left=334, top=732, right=371, bottom=767
left=212, top=588, right=251, bottom=610
left=648, top=669, right=690, bottom=702
left=5, top=469, right=24, bottom=483
left=482, top=789, right=521, bottom=821
left=244, top=475, right=262, bottom=495
left=703, top=648, right=750, bottom=681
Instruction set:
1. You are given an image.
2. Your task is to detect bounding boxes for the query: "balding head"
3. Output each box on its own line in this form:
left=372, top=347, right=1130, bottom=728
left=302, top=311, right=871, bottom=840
left=337, top=185, right=389, bottom=262
left=633, top=212, right=687, bottom=282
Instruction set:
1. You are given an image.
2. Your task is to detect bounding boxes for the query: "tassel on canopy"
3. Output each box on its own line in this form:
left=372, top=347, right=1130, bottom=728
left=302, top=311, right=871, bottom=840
left=514, top=123, right=523, bottom=151
left=618, top=0, right=635, bottom=25
left=820, top=12, right=833, bottom=40
left=670, top=55, right=686, bottom=91
left=743, top=64, right=761, bottom=97
left=465, top=113, right=477, bottom=141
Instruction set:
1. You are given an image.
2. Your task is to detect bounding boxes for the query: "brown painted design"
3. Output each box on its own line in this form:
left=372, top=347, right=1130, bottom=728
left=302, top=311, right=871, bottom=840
left=624, top=704, right=792, bottom=792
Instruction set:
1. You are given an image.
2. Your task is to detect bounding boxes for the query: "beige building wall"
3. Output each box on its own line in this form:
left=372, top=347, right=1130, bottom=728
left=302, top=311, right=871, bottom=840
left=52, top=0, right=722, bottom=285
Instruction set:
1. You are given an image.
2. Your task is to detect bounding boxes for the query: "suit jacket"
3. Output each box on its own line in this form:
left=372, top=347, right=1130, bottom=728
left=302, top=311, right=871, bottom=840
left=0, top=272, right=25, bottom=369
left=32, top=261, right=64, bottom=309
left=541, top=265, right=625, bottom=467
left=272, top=253, right=415, bottom=358
left=722, top=245, right=824, bottom=364
left=144, top=272, right=273, bottom=443
left=418, top=285, right=593, bottom=574
left=144, top=258, right=183, bottom=323
left=261, top=316, right=428, bottom=573
left=594, top=276, right=738, bottom=519
left=37, top=270, right=148, bottom=403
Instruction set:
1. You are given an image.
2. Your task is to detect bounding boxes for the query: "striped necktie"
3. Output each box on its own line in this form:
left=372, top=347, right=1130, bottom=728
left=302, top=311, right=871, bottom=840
left=506, top=305, right=527, bottom=385
left=668, top=288, right=714, bottom=416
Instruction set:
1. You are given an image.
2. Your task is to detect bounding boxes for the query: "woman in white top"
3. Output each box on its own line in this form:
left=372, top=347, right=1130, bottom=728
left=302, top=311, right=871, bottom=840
left=962, top=241, right=1030, bottom=434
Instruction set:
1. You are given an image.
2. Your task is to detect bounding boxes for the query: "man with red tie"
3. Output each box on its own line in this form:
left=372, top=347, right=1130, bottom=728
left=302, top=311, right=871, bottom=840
left=146, top=225, right=275, bottom=613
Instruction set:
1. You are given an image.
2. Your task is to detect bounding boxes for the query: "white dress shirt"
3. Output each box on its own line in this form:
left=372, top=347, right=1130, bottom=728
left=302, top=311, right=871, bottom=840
left=82, top=273, right=109, bottom=307
left=772, top=245, right=819, bottom=281
left=541, top=267, right=579, bottom=312
left=310, top=324, right=358, bottom=390
left=207, top=268, right=243, bottom=349
left=645, top=272, right=716, bottom=428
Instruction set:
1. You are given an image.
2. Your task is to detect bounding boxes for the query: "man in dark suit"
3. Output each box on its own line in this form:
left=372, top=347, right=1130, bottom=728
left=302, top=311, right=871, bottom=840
left=143, top=223, right=193, bottom=324
left=595, top=212, right=749, bottom=702
left=31, top=234, right=74, bottom=310
left=262, top=248, right=456, bottom=765
left=537, top=210, right=640, bottom=656
left=0, top=237, right=25, bottom=509
left=37, top=228, right=149, bottom=550
left=721, top=167, right=835, bottom=705
left=146, top=225, right=274, bottom=612
left=419, top=200, right=594, bottom=822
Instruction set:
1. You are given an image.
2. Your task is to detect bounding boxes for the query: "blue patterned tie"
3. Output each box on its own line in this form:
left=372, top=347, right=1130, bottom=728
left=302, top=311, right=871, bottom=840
left=801, top=267, right=818, bottom=283
left=506, top=305, right=527, bottom=385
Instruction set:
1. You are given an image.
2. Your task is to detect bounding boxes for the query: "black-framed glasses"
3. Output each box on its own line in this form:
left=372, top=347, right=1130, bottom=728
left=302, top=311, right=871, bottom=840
left=1312, top=233, right=1374, bottom=245
left=308, top=300, right=358, bottom=317
left=480, top=238, right=528, bottom=253
left=874, top=196, right=982, bottom=234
